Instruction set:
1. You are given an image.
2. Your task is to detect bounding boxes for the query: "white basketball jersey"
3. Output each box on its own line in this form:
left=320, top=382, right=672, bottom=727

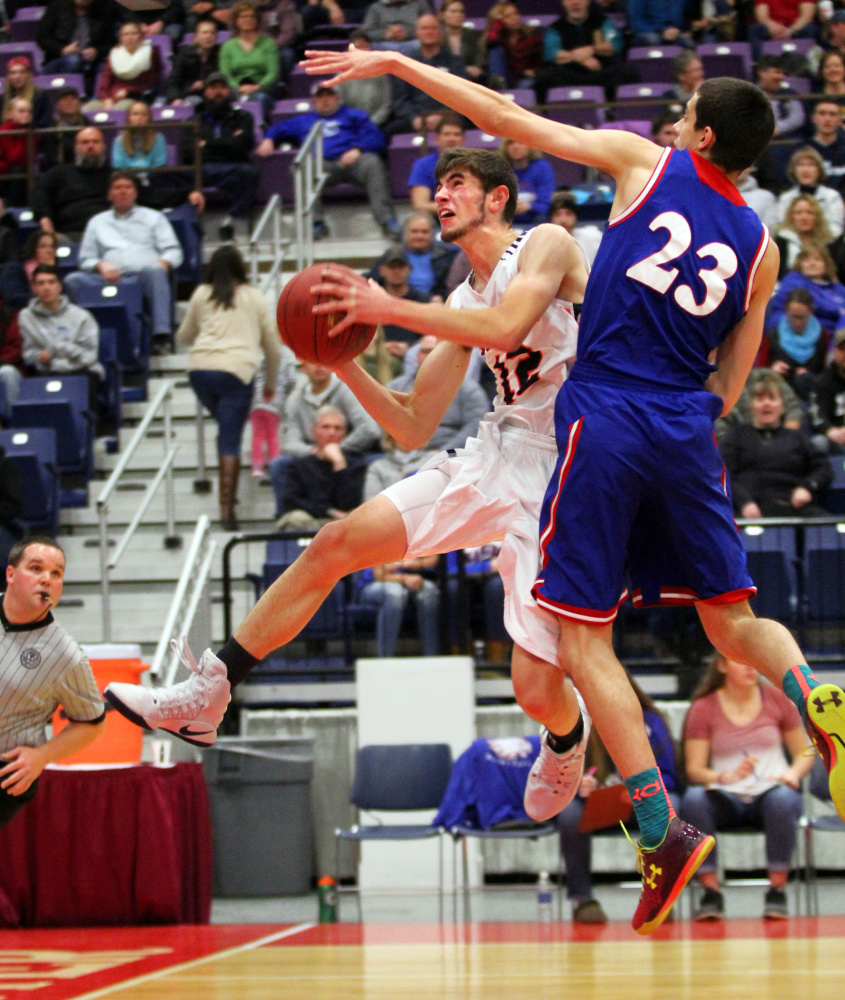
left=449, top=229, right=579, bottom=437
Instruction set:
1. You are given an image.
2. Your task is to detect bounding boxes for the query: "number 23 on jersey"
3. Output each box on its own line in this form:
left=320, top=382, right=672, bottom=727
left=626, top=210, right=738, bottom=318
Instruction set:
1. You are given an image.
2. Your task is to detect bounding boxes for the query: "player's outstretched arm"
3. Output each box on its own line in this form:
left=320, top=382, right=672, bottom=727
left=335, top=339, right=473, bottom=450
left=706, top=239, right=780, bottom=415
left=302, top=46, right=661, bottom=180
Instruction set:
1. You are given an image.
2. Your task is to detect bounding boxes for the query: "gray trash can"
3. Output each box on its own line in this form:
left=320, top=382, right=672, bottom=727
left=204, top=736, right=315, bottom=897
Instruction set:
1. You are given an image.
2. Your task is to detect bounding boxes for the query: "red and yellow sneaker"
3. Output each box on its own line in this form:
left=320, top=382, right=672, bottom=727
left=630, top=817, right=715, bottom=935
left=806, top=684, right=845, bottom=821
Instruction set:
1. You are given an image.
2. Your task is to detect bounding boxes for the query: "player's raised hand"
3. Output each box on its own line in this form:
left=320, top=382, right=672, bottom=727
left=301, top=45, right=391, bottom=86
left=311, top=267, right=390, bottom=336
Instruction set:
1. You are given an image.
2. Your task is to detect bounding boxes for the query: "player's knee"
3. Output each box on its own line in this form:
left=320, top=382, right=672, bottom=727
left=512, top=667, right=555, bottom=721
left=307, top=519, right=356, bottom=574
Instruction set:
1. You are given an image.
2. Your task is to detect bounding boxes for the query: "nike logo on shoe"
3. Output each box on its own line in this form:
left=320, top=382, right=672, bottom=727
left=179, top=725, right=215, bottom=737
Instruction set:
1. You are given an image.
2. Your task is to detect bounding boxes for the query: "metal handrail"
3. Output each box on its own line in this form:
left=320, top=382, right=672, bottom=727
left=96, top=379, right=180, bottom=641
left=292, top=120, right=327, bottom=271
left=248, top=192, right=287, bottom=291
left=150, top=515, right=217, bottom=682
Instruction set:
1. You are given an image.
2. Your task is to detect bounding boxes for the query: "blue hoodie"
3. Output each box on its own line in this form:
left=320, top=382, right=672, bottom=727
left=264, top=105, right=385, bottom=160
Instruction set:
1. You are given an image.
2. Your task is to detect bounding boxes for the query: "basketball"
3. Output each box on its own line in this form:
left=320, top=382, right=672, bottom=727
left=276, top=263, right=377, bottom=366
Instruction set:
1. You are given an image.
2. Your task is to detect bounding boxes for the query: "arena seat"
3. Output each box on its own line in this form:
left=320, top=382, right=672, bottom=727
left=0, top=427, right=60, bottom=534
left=626, top=45, right=683, bottom=84
left=544, top=86, right=605, bottom=128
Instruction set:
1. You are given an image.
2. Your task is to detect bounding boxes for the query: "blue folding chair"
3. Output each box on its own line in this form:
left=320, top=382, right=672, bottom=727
left=335, top=743, right=453, bottom=920
left=163, top=201, right=203, bottom=286
left=0, top=427, right=60, bottom=534
left=11, top=375, right=92, bottom=505
left=97, top=326, right=122, bottom=446
left=804, top=522, right=845, bottom=626
left=740, top=523, right=798, bottom=624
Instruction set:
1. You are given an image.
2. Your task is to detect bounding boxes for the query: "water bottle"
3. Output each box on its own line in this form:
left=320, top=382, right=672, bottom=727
left=317, top=875, right=338, bottom=923
left=537, top=871, right=553, bottom=923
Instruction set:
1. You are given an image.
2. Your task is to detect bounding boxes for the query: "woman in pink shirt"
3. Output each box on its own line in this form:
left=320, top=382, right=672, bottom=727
left=682, top=653, right=813, bottom=921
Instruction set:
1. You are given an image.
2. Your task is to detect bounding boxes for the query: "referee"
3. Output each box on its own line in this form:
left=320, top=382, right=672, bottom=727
left=0, top=536, right=105, bottom=827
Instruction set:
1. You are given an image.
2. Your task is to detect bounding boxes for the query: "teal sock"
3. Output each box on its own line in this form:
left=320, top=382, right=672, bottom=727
left=782, top=664, right=820, bottom=721
left=624, top=767, right=676, bottom=849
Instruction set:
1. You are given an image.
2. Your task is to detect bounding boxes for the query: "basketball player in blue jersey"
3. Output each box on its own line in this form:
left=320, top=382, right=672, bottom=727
left=299, top=48, right=845, bottom=934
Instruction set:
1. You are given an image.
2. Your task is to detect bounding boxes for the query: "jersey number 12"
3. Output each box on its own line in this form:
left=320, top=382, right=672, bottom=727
left=625, top=210, right=738, bottom=317
left=493, top=345, right=542, bottom=404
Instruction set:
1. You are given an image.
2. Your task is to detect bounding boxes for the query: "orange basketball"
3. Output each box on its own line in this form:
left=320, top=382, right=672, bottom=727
left=276, top=263, right=376, bottom=365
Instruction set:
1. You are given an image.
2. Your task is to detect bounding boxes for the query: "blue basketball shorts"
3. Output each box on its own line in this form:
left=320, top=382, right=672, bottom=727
left=532, top=379, right=756, bottom=624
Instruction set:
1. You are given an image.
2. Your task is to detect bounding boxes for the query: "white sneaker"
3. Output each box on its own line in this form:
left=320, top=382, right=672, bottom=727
left=524, top=710, right=591, bottom=822
left=104, top=637, right=232, bottom=747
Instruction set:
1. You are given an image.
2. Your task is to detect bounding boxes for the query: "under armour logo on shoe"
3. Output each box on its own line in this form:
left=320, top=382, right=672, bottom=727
left=644, top=864, right=662, bottom=890
left=813, top=691, right=843, bottom=710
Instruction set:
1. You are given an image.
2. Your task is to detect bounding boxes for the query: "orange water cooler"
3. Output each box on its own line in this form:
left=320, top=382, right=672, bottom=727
left=51, top=643, right=149, bottom=764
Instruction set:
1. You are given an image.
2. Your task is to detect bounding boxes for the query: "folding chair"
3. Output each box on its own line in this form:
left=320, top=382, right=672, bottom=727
left=335, top=743, right=453, bottom=920
left=801, top=756, right=845, bottom=915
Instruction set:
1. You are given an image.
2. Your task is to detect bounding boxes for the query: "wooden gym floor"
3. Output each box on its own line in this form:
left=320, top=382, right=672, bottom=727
left=3, top=917, right=842, bottom=1000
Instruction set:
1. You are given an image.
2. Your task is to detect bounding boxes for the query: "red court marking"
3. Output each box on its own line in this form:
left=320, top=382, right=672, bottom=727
left=281, top=916, right=845, bottom=947
left=0, top=924, right=303, bottom=1000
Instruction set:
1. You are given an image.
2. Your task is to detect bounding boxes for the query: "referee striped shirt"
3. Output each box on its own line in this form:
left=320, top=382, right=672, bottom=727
left=0, top=597, right=104, bottom=755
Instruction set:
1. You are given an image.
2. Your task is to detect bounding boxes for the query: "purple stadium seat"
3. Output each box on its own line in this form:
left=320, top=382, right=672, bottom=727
left=626, top=45, right=683, bottom=84
left=0, top=41, right=41, bottom=74
left=257, top=148, right=295, bottom=203
left=615, top=82, right=676, bottom=121
left=500, top=88, right=536, bottom=109
left=785, top=75, right=811, bottom=94
left=34, top=73, right=86, bottom=100
left=550, top=157, right=585, bottom=188
left=599, top=120, right=653, bottom=139
left=270, top=97, right=313, bottom=124
left=290, top=67, right=328, bottom=98
left=761, top=38, right=816, bottom=58
left=697, top=42, right=752, bottom=82
left=10, top=6, right=45, bottom=43
left=181, top=31, right=232, bottom=45
left=544, top=86, right=605, bottom=128
left=523, top=14, right=556, bottom=28
left=387, top=132, right=427, bottom=200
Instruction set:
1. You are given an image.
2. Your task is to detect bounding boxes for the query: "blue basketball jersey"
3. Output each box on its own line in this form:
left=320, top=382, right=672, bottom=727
left=575, top=148, right=769, bottom=391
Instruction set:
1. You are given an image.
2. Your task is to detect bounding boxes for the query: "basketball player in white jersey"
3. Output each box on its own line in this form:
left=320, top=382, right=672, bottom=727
left=0, top=537, right=105, bottom=826
left=106, top=148, right=596, bottom=821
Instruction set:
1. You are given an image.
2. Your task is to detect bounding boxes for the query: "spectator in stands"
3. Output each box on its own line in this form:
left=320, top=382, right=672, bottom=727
left=548, top=191, right=603, bottom=265
left=755, top=54, right=805, bottom=139
left=165, top=17, right=221, bottom=105
left=357, top=552, right=440, bottom=657
left=335, top=31, right=393, bottom=128
left=249, top=343, right=296, bottom=479
left=627, top=0, right=692, bottom=48
left=500, top=137, right=555, bottom=227
left=0, top=448, right=23, bottom=567
left=485, top=1, right=543, bottom=91
left=179, top=244, right=281, bottom=530
left=774, top=147, right=845, bottom=239
left=66, top=171, right=183, bottom=352
left=810, top=328, right=845, bottom=453
left=19, top=264, right=103, bottom=410
left=40, top=86, right=90, bottom=170
left=362, top=429, right=433, bottom=500
left=766, top=287, right=830, bottom=398
left=86, top=21, right=164, bottom=111
left=276, top=405, right=367, bottom=531
left=127, top=0, right=185, bottom=46
left=558, top=673, right=681, bottom=925
left=735, top=166, right=776, bottom=227
left=439, top=0, right=484, bottom=81
left=257, top=82, right=400, bottom=241
left=2, top=58, right=50, bottom=130
left=773, top=194, right=836, bottom=276
left=650, top=111, right=679, bottom=148
left=185, top=0, right=233, bottom=33
left=219, top=0, right=279, bottom=123
left=533, top=0, right=635, bottom=105
left=0, top=230, right=59, bottom=311
left=0, top=98, right=37, bottom=208
left=768, top=246, right=845, bottom=333
left=815, top=50, right=845, bottom=107
left=301, top=0, right=346, bottom=37
left=714, top=367, right=803, bottom=442
left=387, top=14, right=466, bottom=137
left=0, top=308, right=23, bottom=411
left=361, top=0, right=430, bottom=44
left=807, top=97, right=845, bottom=189
left=111, top=101, right=167, bottom=175
left=185, top=72, right=258, bottom=241
left=368, top=211, right=457, bottom=301
left=387, top=333, right=488, bottom=451
left=407, top=113, right=464, bottom=217
left=37, top=0, right=117, bottom=90
left=822, top=9, right=845, bottom=63
left=681, top=653, right=812, bottom=920
left=31, top=127, right=111, bottom=240
left=748, top=0, right=818, bottom=61
left=367, top=247, right=430, bottom=376
left=265, top=0, right=302, bottom=88
left=664, top=51, right=704, bottom=105
left=720, top=369, right=832, bottom=518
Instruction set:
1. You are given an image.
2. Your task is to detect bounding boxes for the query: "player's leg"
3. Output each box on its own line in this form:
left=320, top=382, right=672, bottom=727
left=104, top=496, right=410, bottom=742
left=697, top=599, right=845, bottom=819
left=511, top=644, right=590, bottom=820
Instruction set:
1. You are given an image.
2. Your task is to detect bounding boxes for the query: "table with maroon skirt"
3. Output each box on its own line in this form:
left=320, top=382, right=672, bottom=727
left=0, top=762, right=212, bottom=927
